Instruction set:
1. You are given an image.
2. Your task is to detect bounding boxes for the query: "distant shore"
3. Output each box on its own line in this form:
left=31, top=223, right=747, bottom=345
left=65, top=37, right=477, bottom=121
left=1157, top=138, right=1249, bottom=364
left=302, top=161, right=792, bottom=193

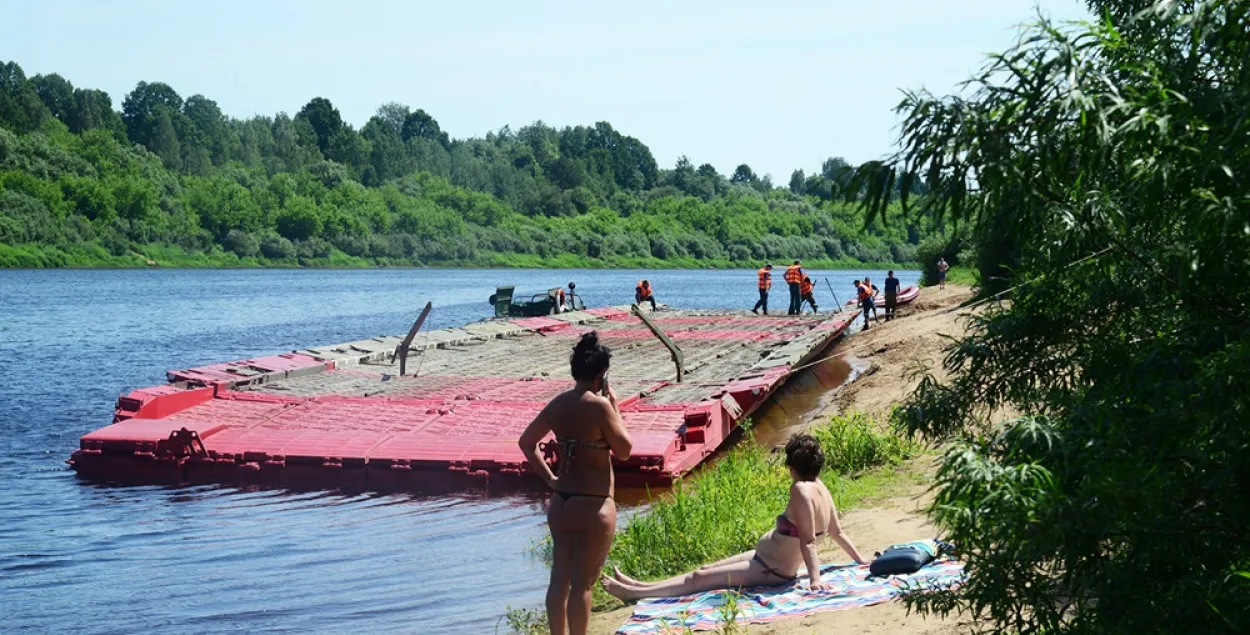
left=0, top=241, right=916, bottom=271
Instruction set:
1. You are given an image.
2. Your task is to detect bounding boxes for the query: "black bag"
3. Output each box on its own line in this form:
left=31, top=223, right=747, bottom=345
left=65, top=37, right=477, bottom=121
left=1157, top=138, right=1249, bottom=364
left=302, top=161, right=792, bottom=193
left=868, top=540, right=939, bottom=576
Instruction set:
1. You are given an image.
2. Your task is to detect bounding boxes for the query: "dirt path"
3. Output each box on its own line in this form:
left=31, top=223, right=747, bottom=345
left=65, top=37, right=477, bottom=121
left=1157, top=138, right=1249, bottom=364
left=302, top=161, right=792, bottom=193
left=591, top=286, right=977, bottom=635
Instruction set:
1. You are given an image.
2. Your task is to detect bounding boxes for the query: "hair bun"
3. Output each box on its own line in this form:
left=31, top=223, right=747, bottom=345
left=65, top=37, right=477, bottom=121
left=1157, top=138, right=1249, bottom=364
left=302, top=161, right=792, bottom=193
left=575, top=331, right=600, bottom=352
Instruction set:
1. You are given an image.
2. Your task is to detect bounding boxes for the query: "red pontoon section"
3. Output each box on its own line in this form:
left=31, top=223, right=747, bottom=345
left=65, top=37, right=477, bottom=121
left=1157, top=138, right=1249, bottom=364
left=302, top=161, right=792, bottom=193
left=69, top=296, right=919, bottom=491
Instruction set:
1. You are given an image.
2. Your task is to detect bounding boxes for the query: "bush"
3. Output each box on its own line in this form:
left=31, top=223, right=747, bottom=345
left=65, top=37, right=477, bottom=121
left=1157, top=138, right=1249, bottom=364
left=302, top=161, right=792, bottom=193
left=259, top=233, right=295, bottom=259
left=99, top=228, right=130, bottom=256
left=223, top=229, right=259, bottom=258
left=275, top=202, right=323, bottom=241
left=332, top=234, right=368, bottom=257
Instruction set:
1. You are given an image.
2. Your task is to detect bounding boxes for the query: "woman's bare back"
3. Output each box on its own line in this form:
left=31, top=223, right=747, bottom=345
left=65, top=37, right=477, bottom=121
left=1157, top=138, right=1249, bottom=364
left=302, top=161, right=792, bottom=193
left=543, top=388, right=620, bottom=497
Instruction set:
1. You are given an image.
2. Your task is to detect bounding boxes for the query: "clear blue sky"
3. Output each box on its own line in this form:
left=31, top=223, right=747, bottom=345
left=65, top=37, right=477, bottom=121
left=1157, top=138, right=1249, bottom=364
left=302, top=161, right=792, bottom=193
left=6, top=0, right=1088, bottom=179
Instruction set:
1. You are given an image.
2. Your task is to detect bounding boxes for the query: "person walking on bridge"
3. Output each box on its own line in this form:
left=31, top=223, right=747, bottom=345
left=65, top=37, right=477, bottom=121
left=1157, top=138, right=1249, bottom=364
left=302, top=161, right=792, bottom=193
left=752, top=263, right=773, bottom=315
left=784, top=260, right=804, bottom=315
left=635, top=280, right=657, bottom=311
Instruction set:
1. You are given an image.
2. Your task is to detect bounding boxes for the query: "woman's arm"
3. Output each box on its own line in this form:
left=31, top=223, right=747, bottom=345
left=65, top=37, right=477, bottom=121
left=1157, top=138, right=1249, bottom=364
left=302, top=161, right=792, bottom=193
left=599, top=386, right=632, bottom=460
left=788, top=485, right=829, bottom=589
left=517, top=404, right=558, bottom=489
left=826, top=504, right=867, bottom=565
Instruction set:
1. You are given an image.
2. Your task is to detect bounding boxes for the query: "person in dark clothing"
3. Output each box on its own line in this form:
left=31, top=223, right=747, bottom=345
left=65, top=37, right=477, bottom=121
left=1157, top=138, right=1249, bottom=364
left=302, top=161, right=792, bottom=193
left=883, top=271, right=900, bottom=321
left=752, top=263, right=773, bottom=315
left=784, top=260, right=804, bottom=315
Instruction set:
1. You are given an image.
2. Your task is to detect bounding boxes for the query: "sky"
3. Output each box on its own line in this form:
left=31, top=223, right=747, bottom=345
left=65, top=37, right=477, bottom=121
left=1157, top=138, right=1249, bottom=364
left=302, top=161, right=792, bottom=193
left=5, top=0, right=1090, bottom=180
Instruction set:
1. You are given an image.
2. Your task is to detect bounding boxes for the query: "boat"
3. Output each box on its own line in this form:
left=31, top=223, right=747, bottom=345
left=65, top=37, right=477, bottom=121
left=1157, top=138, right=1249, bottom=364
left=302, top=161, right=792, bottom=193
left=844, top=285, right=921, bottom=308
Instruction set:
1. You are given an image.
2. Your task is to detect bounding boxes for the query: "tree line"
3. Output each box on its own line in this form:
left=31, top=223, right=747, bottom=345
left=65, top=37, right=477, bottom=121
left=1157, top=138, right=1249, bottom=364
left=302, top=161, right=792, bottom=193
left=1, top=59, right=936, bottom=268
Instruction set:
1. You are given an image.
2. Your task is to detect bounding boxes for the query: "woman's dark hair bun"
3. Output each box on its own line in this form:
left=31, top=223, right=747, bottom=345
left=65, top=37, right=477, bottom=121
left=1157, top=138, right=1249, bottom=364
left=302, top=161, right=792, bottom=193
left=571, top=331, right=611, bottom=380
left=575, top=331, right=599, bottom=352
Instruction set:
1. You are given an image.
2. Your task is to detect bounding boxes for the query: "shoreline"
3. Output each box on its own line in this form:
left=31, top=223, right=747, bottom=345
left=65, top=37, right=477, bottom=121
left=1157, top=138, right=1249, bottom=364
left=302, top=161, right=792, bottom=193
left=586, top=284, right=976, bottom=635
left=0, top=260, right=919, bottom=272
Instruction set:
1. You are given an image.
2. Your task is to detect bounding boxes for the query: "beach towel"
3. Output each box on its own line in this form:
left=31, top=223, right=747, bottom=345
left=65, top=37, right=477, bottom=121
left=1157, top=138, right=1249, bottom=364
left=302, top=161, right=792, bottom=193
left=614, top=558, right=964, bottom=634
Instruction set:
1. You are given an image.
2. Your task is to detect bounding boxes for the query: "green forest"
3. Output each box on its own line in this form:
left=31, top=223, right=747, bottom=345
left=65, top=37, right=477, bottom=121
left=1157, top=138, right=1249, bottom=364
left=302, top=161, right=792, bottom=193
left=0, top=61, right=935, bottom=268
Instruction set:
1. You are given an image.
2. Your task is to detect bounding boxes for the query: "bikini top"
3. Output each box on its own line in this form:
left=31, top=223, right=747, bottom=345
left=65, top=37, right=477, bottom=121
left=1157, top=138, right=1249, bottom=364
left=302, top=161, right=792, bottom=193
left=558, top=436, right=610, bottom=467
left=776, top=513, right=826, bottom=539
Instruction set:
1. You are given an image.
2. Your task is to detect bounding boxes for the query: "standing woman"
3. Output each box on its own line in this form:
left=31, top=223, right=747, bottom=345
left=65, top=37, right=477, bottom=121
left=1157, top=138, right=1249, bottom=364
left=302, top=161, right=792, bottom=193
left=519, top=332, right=633, bottom=635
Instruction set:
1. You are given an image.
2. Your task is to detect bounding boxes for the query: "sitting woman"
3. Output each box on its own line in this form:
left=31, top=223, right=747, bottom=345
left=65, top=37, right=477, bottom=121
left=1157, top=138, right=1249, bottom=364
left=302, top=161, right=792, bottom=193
left=600, top=433, right=867, bottom=600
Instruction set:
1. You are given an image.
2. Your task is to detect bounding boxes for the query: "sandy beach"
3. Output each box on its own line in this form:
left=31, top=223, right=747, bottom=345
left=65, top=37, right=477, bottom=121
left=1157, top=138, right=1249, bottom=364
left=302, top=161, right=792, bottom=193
left=591, top=285, right=977, bottom=635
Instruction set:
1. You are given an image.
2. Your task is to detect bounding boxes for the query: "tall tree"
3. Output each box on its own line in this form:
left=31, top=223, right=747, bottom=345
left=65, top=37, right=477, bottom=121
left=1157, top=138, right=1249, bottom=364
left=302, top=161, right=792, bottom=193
left=362, top=114, right=411, bottom=181
left=295, top=97, right=344, bottom=155
left=150, top=107, right=181, bottom=169
left=182, top=94, right=234, bottom=165
left=730, top=163, right=756, bottom=184
left=0, top=61, right=49, bottom=133
left=788, top=169, right=806, bottom=194
left=122, top=81, right=183, bottom=148
left=401, top=108, right=449, bottom=148
left=69, top=88, right=122, bottom=136
left=31, top=73, right=75, bottom=124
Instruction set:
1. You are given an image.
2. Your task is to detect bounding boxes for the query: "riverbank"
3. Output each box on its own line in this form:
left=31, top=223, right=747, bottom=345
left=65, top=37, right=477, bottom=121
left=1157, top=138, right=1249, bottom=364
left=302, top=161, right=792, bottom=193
left=585, top=284, right=977, bottom=635
left=0, top=240, right=914, bottom=270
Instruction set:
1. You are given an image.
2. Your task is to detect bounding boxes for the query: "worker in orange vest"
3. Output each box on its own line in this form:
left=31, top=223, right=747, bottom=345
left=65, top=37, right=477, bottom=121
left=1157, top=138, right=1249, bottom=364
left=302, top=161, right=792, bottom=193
left=800, top=276, right=819, bottom=313
left=752, top=263, right=773, bottom=315
left=635, top=279, right=656, bottom=310
left=853, top=279, right=875, bottom=331
left=784, top=260, right=804, bottom=315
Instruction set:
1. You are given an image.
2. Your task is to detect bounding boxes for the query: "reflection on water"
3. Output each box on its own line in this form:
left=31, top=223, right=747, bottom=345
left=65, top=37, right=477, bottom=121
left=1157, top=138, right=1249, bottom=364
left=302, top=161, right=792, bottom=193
left=0, top=268, right=914, bottom=633
left=751, top=351, right=868, bottom=448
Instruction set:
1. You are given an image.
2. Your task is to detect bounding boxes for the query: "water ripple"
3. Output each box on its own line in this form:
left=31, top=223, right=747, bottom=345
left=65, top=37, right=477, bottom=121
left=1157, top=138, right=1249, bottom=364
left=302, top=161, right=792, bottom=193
left=0, top=267, right=916, bottom=633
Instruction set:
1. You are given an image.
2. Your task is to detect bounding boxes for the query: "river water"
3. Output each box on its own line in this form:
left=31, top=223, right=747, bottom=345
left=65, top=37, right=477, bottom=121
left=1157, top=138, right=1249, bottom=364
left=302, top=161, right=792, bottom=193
left=0, top=267, right=917, bottom=634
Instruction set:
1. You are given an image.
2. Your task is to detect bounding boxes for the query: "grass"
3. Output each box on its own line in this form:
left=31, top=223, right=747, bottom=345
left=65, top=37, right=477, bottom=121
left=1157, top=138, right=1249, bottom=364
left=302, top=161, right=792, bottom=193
left=507, top=413, right=921, bottom=631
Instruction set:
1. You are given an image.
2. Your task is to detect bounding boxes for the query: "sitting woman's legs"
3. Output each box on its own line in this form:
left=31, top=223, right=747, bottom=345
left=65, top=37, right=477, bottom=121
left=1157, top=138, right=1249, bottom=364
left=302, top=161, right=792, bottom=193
left=601, top=553, right=784, bottom=600
left=613, top=550, right=754, bottom=585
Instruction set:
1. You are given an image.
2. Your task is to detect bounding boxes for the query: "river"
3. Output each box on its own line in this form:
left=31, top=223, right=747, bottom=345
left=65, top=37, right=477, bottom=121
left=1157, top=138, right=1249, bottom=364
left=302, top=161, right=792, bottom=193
left=0, top=267, right=918, bottom=634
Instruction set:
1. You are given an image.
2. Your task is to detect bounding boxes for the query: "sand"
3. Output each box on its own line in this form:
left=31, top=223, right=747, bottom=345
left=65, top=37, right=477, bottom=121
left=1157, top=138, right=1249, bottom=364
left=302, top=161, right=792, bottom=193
left=590, top=285, right=978, bottom=635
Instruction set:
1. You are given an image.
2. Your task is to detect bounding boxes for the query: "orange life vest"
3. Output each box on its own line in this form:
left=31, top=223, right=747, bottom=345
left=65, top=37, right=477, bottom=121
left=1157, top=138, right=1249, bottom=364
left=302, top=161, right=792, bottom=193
left=800, top=279, right=814, bottom=296
left=784, top=265, right=802, bottom=284
left=636, top=281, right=652, bottom=299
left=857, top=283, right=872, bottom=302
left=757, top=268, right=771, bottom=290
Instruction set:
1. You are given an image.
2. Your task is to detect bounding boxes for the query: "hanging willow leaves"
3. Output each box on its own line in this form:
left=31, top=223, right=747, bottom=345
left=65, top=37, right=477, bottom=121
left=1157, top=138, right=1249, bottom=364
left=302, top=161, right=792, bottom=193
left=866, top=1, right=1250, bottom=633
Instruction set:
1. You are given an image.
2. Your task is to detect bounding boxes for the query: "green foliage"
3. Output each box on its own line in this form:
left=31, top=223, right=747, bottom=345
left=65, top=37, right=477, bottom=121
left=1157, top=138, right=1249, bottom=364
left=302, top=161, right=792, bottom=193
left=497, top=606, right=546, bottom=635
left=610, top=413, right=917, bottom=582
left=875, top=2, right=1250, bottom=633
left=1, top=58, right=949, bottom=269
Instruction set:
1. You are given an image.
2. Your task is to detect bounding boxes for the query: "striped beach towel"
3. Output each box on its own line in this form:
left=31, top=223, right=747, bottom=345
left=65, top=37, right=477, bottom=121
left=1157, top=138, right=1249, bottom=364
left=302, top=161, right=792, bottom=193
left=614, top=558, right=964, bottom=634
